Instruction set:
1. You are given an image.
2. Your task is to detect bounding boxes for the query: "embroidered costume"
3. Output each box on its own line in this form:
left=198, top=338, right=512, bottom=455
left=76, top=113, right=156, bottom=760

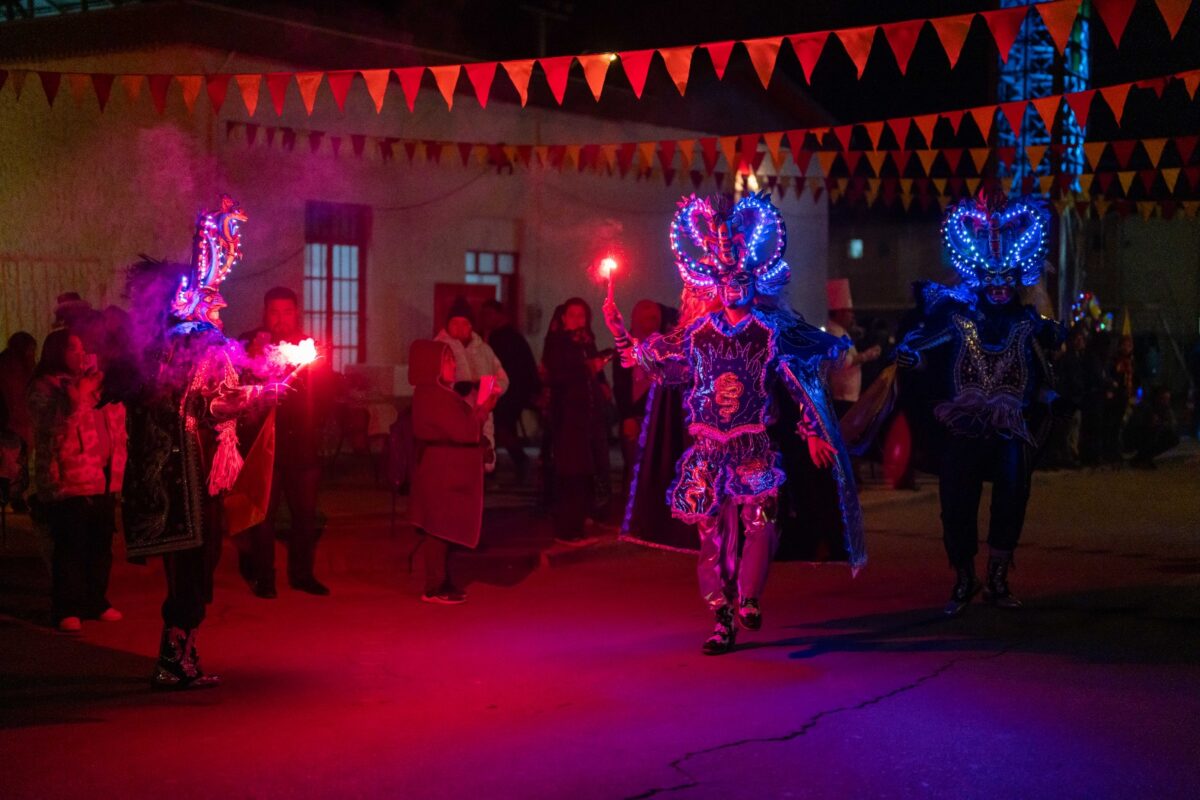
left=895, top=191, right=1065, bottom=615
left=605, top=193, right=864, bottom=655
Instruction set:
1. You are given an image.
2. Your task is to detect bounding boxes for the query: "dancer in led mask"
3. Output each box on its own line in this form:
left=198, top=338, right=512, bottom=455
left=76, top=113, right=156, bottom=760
left=603, top=193, right=864, bottom=655
left=895, top=191, right=1065, bottom=615
left=119, top=195, right=289, bottom=689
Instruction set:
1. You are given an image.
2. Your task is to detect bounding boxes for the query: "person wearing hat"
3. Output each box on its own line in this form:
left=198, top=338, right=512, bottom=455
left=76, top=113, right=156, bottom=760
left=435, top=297, right=509, bottom=472
left=826, top=278, right=882, bottom=419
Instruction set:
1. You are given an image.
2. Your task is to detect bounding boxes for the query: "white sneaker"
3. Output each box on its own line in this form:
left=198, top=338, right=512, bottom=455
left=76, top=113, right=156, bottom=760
left=58, top=616, right=82, bottom=633
left=99, top=607, right=123, bottom=622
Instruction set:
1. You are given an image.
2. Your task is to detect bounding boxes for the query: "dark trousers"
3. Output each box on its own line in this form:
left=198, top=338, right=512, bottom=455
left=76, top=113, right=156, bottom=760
left=161, top=499, right=224, bottom=630
left=46, top=495, right=115, bottom=620
left=939, top=434, right=1032, bottom=567
left=493, top=401, right=529, bottom=477
left=245, top=464, right=321, bottom=584
left=420, top=531, right=452, bottom=594
left=554, top=475, right=593, bottom=538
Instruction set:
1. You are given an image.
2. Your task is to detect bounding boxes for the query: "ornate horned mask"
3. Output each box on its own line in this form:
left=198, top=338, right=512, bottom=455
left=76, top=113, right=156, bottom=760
left=942, top=191, right=1049, bottom=290
left=172, top=193, right=248, bottom=325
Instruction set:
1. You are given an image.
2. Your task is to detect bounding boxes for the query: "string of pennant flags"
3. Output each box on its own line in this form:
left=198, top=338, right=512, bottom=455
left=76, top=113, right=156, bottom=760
left=0, top=0, right=1192, bottom=116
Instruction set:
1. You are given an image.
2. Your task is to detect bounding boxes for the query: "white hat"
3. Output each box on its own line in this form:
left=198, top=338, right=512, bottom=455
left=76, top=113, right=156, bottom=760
left=826, top=278, right=853, bottom=311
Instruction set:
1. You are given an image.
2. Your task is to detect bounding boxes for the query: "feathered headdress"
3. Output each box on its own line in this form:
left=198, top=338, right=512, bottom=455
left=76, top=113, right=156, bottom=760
left=941, top=190, right=1049, bottom=289
left=669, top=192, right=789, bottom=297
left=172, top=193, right=248, bottom=320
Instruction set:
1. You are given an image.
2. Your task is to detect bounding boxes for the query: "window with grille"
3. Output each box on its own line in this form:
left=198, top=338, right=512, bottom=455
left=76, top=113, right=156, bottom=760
left=304, top=202, right=370, bottom=372
left=464, top=250, right=517, bottom=302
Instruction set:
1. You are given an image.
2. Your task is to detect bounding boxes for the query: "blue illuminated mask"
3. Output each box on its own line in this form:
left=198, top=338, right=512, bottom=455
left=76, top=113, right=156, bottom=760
left=942, top=191, right=1049, bottom=290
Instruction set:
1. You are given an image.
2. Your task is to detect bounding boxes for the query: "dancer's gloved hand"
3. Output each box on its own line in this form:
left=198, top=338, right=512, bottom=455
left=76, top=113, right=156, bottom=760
left=601, top=293, right=627, bottom=340
left=806, top=434, right=837, bottom=469
left=894, top=344, right=921, bottom=369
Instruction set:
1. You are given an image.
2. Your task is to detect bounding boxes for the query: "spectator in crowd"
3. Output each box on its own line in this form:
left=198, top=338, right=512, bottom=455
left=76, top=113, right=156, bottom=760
left=825, top=279, right=881, bottom=419
left=1079, top=331, right=1113, bottom=465
left=435, top=297, right=508, bottom=473
left=1104, top=334, right=1136, bottom=461
left=408, top=339, right=486, bottom=604
left=478, top=300, right=540, bottom=483
left=543, top=298, right=612, bottom=546
left=1055, top=326, right=1102, bottom=466
left=612, top=299, right=663, bottom=489
left=1125, top=386, right=1179, bottom=468
left=52, top=292, right=94, bottom=332
left=237, top=287, right=335, bottom=598
left=0, top=332, right=37, bottom=513
left=27, top=329, right=126, bottom=632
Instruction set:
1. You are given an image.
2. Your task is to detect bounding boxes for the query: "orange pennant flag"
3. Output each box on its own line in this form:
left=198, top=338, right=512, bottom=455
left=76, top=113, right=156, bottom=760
left=430, top=65, right=460, bottom=109
left=1142, top=138, right=1167, bottom=166
left=176, top=75, right=203, bottom=113
left=1079, top=173, right=1096, bottom=194
left=1099, top=83, right=1132, bottom=123
left=295, top=72, right=323, bottom=115
left=836, top=25, right=877, bottom=78
left=718, top=136, right=739, bottom=170
left=565, top=145, right=582, bottom=170
left=235, top=74, right=261, bottom=115
left=762, top=132, right=784, bottom=170
left=1031, top=96, right=1059, bottom=133
left=969, top=148, right=990, bottom=171
left=1093, top=197, right=1111, bottom=217
left=678, top=139, right=696, bottom=170
left=932, top=177, right=948, bottom=197
left=965, top=177, right=981, bottom=197
left=360, top=69, right=390, bottom=112
left=929, top=13, right=973, bottom=69
left=1162, top=167, right=1181, bottom=192
left=577, top=54, right=613, bottom=101
left=815, top=150, right=838, bottom=177
left=1137, top=201, right=1155, bottom=220
left=1116, top=171, right=1135, bottom=194
left=658, top=46, right=693, bottom=95
left=1083, top=142, right=1107, bottom=169
left=637, top=141, right=656, bottom=170
left=1036, top=1, right=1080, bottom=54
left=866, top=151, right=887, bottom=176
left=1025, top=145, right=1047, bottom=171
left=1155, top=0, right=1190, bottom=38
left=742, top=37, right=783, bottom=89
left=1183, top=200, right=1200, bottom=217
left=1183, top=72, right=1200, bottom=99
left=66, top=73, right=91, bottom=107
left=917, top=150, right=938, bottom=175
left=968, top=105, right=996, bottom=143
left=502, top=60, right=535, bottom=106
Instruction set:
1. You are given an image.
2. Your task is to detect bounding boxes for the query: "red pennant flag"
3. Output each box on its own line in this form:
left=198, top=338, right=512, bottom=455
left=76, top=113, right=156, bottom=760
left=329, top=136, right=343, bottom=158
left=38, top=71, right=62, bottom=106
left=743, top=37, right=782, bottom=88
left=1138, top=169, right=1157, bottom=193
left=1110, top=140, right=1137, bottom=168
left=360, top=70, right=389, bottom=113
left=265, top=73, right=290, bottom=115
left=704, top=41, right=736, bottom=80
left=831, top=125, right=853, bottom=151
left=539, top=56, right=573, bottom=104
left=880, top=20, right=924, bottom=75
left=787, top=32, right=830, bottom=84
left=351, top=134, right=366, bottom=158
left=739, top=134, right=760, bottom=171
left=618, top=142, right=637, bottom=176
left=836, top=25, right=876, bottom=78
left=92, top=73, right=116, bottom=112
left=1175, top=134, right=1199, bottom=164
left=394, top=67, right=425, bottom=111
left=981, top=6, right=1028, bottom=63
left=235, top=74, right=261, bottom=115
left=577, top=54, right=612, bottom=101
left=458, top=142, right=474, bottom=166
left=1156, top=0, right=1190, bottom=38
left=930, top=14, right=973, bottom=69
left=295, top=72, right=323, bottom=115
left=206, top=74, right=231, bottom=113
left=943, top=110, right=966, bottom=135
left=658, top=140, right=677, bottom=171
left=1100, top=83, right=1132, bottom=123
left=619, top=49, right=655, bottom=99
left=1093, top=0, right=1137, bottom=46
left=426, top=141, right=444, bottom=164
left=658, top=46, right=693, bottom=95
left=863, top=121, right=885, bottom=149
left=177, top=76, right=202, bottom=113
left=1036, top=2, right=1079, bottom=55
left=8, top=69, right=27, bottom=101
left=912, top=114, right=938, bottom=147
left=1032, top=96, right=1059, bottom=132
left=429, top=65, right=460, bottom=109
left=886, top=118, right=911, bottom=148
left=65, top=73, right=89, bottom=107
left=999, top=101, right=1027, bottom=136
left=463, top=63, right=497, bottom=108
left=326, top=71, right=355, bottom=112
left=843, top=151, right=863, bottom=173
left=245, top=123, right=259, bottom=146
left=785, top=131, right=810, bottom=172
left=943, top=148, right=965, bottom=173
left=699, top=137, right=719, bottom=174
left=1065, top=89, right=1096, bottom=127
left=148, top=74, right=172, bottom=114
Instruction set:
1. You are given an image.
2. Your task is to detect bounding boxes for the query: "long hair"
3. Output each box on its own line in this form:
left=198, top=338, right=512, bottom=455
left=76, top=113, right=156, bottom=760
left=549, top=297, right=596, bottom=344
left=33, top=329, right=77, bottom=379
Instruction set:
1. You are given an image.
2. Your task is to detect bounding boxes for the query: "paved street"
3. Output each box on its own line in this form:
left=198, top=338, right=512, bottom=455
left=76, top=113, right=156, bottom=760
left=2, top=453, right=1199, bottom=799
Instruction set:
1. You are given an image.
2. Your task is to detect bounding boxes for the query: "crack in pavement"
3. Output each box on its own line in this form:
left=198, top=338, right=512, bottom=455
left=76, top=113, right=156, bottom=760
left=624, top=647, right=1012, bottom=800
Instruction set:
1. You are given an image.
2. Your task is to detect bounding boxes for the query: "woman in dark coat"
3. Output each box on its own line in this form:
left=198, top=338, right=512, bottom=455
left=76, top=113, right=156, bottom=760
left=408, top=339, right=486, bottom=604
left=542, top=298, right=612, bottom=545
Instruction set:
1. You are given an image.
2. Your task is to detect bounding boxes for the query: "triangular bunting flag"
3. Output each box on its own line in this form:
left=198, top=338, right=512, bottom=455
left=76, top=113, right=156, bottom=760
left=65, top=73, right=90, bottom=107
left=1093, top=197, right=1111, bottom=216
left=787, top=32, right=830, bottom=83
left=1116, top=171, right=1135, bottom=194
left=1065, top=89, right=1096, bottom=128
left=1032, top=96, right=1059, bottom=133
left=235, top=74, right=261, bottom=115
left=459, top=62, right=495, bottom=109
left=148, top=74, right=172, bottom=114
left=361, top=69, right=389, bottom=112
left=1176, top=134, right=1199, bottom=164
left=1137, top=201, right=1155, bottom=220
left=836, top=25, right=876, bottom=78
left=458, top=142, right=473, bottom=166
left=929, top=13, right=973, bottom=69
left=943, top=110, right=965, bottom=135
left=1110, top=139, right=1137, bottom=168
left=429, top=65, right=460, bottom=109
left=917, top=150, right=938, bottom=175
left=762, top=132, right=784, bottom=170
left=1155, top=0, right=1190, bottom=38
left=1099, top=83, right=1132, bottom=123
left=1138, top=169, right=1158, bottom=193
left=704, top=41, right=736, bottom=80
left=880, top=19, right=923, bottom=75
left=932, top=177, right=948, bottom=196
left=968, top=105, right=996, bottom=143
left=617, top=142, right=637, bottom=176
left=658, top=46, right=693, bottom=95
left=966, top=177, right=981, bottom=197
left=265, top=73, right=290, bottom=115
left=326, top=71, right=354, bottom=112
left=1162, top=168, right=1181, bottom=192
left=969, top=148, right=990, bottom=171
left=38, top=71, right=62, bottom=106
left=832, top=125, right=853, bottom=151
left=1026, top=145, right=1047, bottom=171
left=658, top=140, right=677, bottom=171
left=637, top=141, right=656, bottom=170
left=1093, top=0, right=1136, bottom=46
left=1079, top=173, right=1096, bottom=193
left=886, top=118, right=911, bottom=148
left=92, top=73, right=115, bottom=112
left=718, top=136, right=739, bottom=170
left=866, top=151, right=887, bottom=176
left=1036, top=2, right=1080, bottom=54
left=1142, top=138, right=1168, bottom=167
left=1083, top=141, right=1107, bottom=169
left=912, top=114, right=938, bottom=147
left=351, top=134, right=366, bottom=158
left=999, top=100, right=1027, bottom=136
left=177, top=75, right=202, bottom=113
left=206, top=74, right=231, bottom=113
left=678, top=139, right=696, bottom=170
left=395, top=67, right=425, bottom=111
left=743, top=37, right=783, bottom=88
left=815, top=150, right=838, bottom=177
left=577, top=54, right=612, bottom=101
left=538, top=56, right=573, bottom=104
left=982, top=6, right=1029, bottom=63
left=893, top=150, right=913, bottom=173
left=739, top=134, right=761, bottom=171
left=863, top=121, right=885, bottom=149
left=699, top=138, right=719, bottom=174
left=943, top=148, right=964, bottom=172
left=619, top=49, right=655, bottom=99
left=8, top=70, right=28, bottom=101
left=295, top=72, right=323, bottom=115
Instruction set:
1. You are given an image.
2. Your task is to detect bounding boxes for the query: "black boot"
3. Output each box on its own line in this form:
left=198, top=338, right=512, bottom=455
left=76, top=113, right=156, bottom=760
left=737, top=598, right=762, bottom=631
left=701, top=605, right=738, bottom=656
left=944, top=562, right=980, bottom=616
left=252, top=569, right=277, bottom=599
left=152, top=626, right=221, bottom=690
left=985, top=555, right=1022, bottom=609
